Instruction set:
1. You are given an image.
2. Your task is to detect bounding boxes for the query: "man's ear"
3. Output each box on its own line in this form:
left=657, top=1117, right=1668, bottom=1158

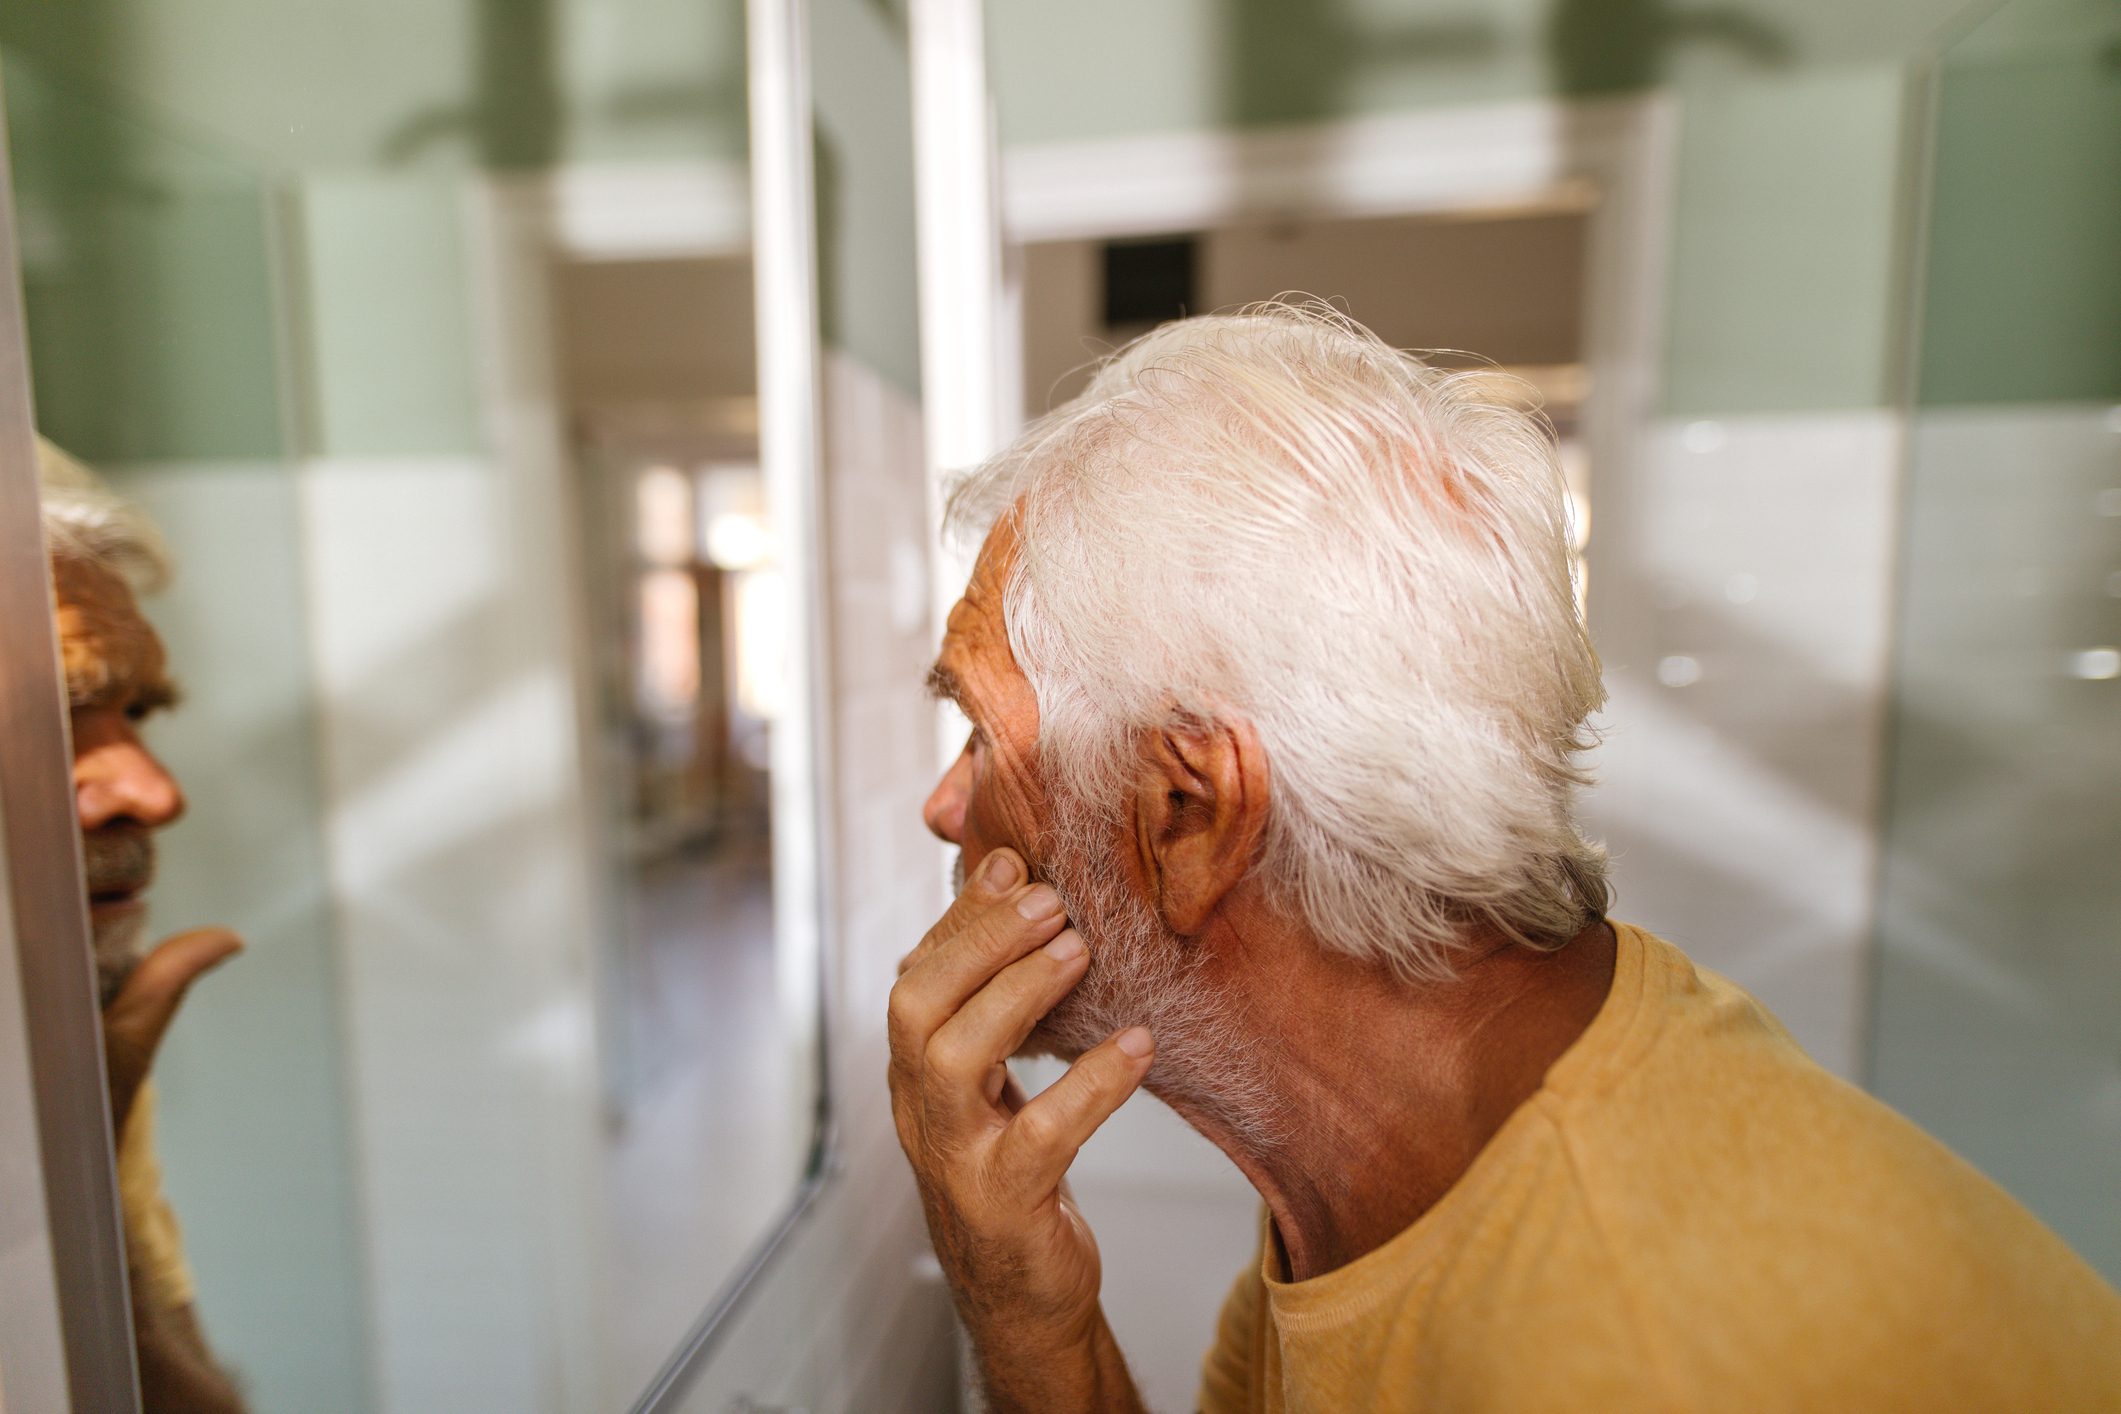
left=1133, top=714, right=1269, bottom=936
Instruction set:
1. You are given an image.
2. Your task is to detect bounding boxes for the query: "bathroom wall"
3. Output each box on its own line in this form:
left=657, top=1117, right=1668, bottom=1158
left=990, top=0, right=1959, bottom=418
left=1869, top=0, right=2121, bottom=1284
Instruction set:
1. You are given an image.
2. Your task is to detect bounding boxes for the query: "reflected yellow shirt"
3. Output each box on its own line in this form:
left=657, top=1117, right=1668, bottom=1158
left=117, top=1081, right=199, bottom=1316
left=1198, top=923, right=2121, bottom=1413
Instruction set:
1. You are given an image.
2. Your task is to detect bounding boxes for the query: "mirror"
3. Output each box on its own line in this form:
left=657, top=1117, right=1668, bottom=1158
left=1, top=0, right=826, bottom=1406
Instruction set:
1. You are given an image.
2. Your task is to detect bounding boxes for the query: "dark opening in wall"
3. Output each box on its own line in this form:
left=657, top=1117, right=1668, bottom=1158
left=1102, top=236, right=1198, bottom=328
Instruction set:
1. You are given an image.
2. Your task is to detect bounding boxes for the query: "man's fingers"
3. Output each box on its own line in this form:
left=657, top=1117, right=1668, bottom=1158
left=895, top=846, right=1026, bottom=977
left=922, top=930, right=1090, bottom=1120
left=893, top=887, right=1068, bottom=1038
left=104, top=928, right=242, bottom=1123
left=995, top=1027, right=1155, bottom=1198
left=889, top=877, right=1069, bottom=1057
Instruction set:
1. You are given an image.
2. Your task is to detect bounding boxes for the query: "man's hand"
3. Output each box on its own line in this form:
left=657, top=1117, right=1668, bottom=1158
left=888, top=848, right=1153, bottom=1414
left=102, top=926, right=248, bottom=1411
left=103, top=927, right=242, bottom=1132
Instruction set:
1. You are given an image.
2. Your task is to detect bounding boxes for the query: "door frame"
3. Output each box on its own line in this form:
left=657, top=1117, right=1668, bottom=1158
left=0, top=67, right=145, bottom=1414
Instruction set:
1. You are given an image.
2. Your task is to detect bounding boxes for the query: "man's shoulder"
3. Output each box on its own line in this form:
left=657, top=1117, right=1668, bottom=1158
left=1560, top=928, right=2033, bottom=1253
left=1537, top=927, right=2121, bottom=1402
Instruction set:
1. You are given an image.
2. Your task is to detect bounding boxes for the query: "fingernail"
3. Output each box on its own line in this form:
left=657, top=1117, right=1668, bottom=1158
left=978, top=851, right=1020, bottom=891
left=1115, top=1026, right=1153, bottom=1058
left=1043, top=930, right=1084, bottom=962
left=1016, top=884, right=1063, bottom=921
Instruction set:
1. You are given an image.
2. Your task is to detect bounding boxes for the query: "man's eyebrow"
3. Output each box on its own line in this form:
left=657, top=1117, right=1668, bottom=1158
left=924, top=662, right=966, bottom=708
left=132, top=678, right=183, bottom=717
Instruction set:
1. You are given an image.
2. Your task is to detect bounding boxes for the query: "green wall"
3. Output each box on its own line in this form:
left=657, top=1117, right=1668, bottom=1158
left=1, top=0, right=746, bottom=174
left=6, top=0, right=922, bottom=449
left=1916, top=0, right=2121, bottom=406
left=3, top=57, right=284, bottom=462
left=2, top=0, right=756, bottom=465
left=1661, top=62, right=1909, bottom=413
left=987, top=0, right=1973, bottom=416
left=812, top=0, right=922, bottom=393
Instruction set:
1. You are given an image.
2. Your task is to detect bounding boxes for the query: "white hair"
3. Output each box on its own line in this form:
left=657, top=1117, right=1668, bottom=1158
left=947, top=302, right=1609, bottom=982
left=37, top=437, right=169, bottom=591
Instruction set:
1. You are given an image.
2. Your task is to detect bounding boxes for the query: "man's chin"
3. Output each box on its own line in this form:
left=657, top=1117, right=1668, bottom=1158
left=89, top=898, right=149, bottom=1006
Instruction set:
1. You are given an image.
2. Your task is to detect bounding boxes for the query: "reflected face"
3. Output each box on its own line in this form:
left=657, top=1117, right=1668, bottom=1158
left=53, top=556, right=185, bottom=1002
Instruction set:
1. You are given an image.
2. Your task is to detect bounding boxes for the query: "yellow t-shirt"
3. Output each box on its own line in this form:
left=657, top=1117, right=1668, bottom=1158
left=117, top=1080, right=199, bottom=1317
left=1198, top=923, right=2121, bottom=1413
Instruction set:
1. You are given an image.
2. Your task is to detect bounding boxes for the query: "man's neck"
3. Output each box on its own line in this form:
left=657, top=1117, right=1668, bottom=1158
left=1160, top=916, right=1618, bottom=1282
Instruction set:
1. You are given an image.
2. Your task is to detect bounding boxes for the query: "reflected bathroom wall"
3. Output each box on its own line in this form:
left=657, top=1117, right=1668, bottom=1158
left=2, top=0, right=830, bottom=1408
left=1, top=47, right=373, bottom=1408
left=1870, top=0, right=2121, bottom=1283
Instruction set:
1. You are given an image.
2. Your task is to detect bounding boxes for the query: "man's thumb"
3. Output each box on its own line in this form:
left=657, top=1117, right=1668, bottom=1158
left=104, top=928, right=243, bottom=1121
left=122, top=928, right=245, bottom=1019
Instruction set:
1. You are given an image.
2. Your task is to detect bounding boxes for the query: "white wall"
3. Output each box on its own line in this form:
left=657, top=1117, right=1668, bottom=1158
left=109, top=461, right=374, bottom=1414
left=299, top=454, right=609, bottom=1413
left=1583, top=412, right=1904, bottom=1078
left=1869, top=403, right=2121, bottom=1280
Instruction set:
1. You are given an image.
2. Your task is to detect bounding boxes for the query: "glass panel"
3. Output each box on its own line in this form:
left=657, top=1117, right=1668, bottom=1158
left=1869, top=0, right=2121, bottom=1284
left=1, top=0, right=825, bottom=1407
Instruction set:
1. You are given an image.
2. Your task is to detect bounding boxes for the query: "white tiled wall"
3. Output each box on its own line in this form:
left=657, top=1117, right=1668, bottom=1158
left=109, top=461, right=373, bottom=1414
left=299, top=455, right=608, bottom=1413
left=1869, top=403, right=2121, bottom=1281
left=1583, top=411, right=1904, bottom=1077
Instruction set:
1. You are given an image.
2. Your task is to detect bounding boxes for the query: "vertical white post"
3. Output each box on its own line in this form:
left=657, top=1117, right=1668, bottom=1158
left=747, top=0, right=833, bottom=1127
left=910, top=0, right=1006, bottom=764
left=909, top=14, right=1004, bottom=1404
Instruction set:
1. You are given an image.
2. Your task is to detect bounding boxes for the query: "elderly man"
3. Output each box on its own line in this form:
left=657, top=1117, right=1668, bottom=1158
left=888, top=306, right=2121, bottom=1411
left=41, top=440, right=247, bottom=1412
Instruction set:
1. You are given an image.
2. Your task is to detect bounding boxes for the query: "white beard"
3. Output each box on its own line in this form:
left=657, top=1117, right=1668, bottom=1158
left=82, top=826, right=155, bottom=1006
left=1028, top=792, right=1286, bottom=1151
left=91, top=905, right=148, bottom=1007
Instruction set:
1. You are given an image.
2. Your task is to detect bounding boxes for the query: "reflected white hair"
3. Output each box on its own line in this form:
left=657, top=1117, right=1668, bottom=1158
left=947, top=302, right=1609, bottom=982
left=37, top=437, right=169, bottom=590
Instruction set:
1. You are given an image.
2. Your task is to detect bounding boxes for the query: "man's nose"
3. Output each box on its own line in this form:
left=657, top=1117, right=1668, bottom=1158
left=922, top=746, right=972, bottom=844
left=77, top=737, right=187, bottom=833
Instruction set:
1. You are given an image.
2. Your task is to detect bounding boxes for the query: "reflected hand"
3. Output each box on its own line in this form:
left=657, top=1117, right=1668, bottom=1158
left=103, top=927, right=243, bottom=1131
left=887, top=848, right=1152, bottom=1414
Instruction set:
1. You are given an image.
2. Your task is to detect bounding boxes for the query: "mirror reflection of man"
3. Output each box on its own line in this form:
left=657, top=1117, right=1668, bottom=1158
left=40, top=439, right=246, bottom=1412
